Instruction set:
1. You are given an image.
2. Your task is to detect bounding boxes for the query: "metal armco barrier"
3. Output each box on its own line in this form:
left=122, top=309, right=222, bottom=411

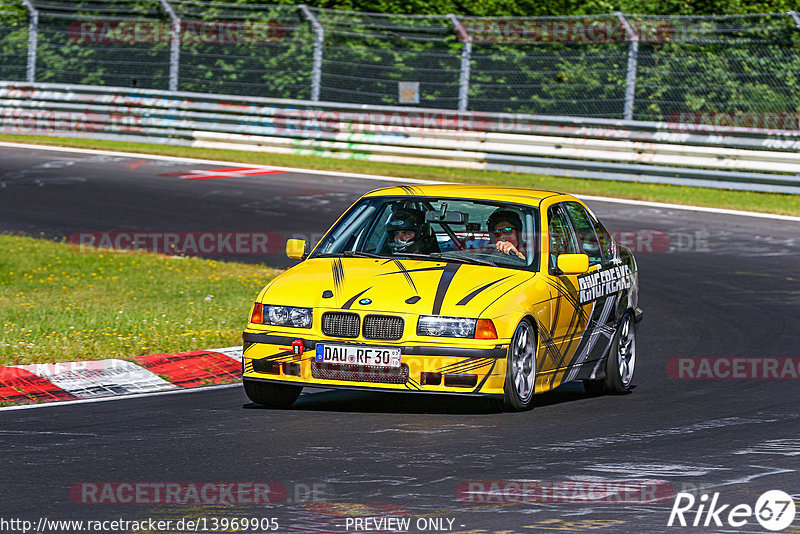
left=2, top=81, right=800, bottom=194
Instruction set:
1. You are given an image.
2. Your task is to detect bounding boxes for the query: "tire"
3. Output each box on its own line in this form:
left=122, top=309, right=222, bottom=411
left=243, top=379, right=302, bottom=408
left=502, top=320, right=537, bottom=411
left=585, top=312, right=636, bottom=395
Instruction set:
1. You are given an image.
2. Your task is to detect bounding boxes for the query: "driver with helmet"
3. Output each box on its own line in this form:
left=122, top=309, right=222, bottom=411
left=384, top=208, right=437, bottom=254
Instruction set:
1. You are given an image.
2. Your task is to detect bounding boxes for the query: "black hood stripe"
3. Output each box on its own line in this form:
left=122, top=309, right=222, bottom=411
left=432, top=263, right=461, bottom=315
left=479, top=274, right=535, bottom=316
left=456, top=275, right=513, bottom=306
left=342, top=287, right=372, bottom=310
left=392, top=259, right=418, bottom=294
left=331, top=258, right=345, bottom=294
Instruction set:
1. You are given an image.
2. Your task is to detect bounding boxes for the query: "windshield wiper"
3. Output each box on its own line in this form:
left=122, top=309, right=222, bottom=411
left=430, top=253, right=496, bottom=266
left=391, top=253, right=432, bottom=260
left=316, top=251, right=386, bottom=258
left=342, top=251, right=385, bottom=258
left=394, top=252, right=496, bottom=267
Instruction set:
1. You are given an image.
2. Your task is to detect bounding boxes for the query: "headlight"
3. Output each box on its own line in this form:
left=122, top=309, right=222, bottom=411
left=417, top=316, right=477, bottom=338
left=255, top=304, right=312, bottom=328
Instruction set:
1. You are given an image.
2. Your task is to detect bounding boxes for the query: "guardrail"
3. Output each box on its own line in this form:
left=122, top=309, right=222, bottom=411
left=2, top=81, right=800, bottom=194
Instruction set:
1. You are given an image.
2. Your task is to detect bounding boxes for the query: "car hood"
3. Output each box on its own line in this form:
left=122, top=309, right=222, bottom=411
left=260, top=257, right=535, bottom=317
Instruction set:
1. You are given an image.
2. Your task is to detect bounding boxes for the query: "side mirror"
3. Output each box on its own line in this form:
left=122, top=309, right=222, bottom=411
left=557, top=253, right=589, bottom=275
left=286, top=239, right=308, bottom=260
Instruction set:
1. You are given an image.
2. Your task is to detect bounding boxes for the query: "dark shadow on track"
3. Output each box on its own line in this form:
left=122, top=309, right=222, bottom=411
left=241, top=381, right=605, bottom=414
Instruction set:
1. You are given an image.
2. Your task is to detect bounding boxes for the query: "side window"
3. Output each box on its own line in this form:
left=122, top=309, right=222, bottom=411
left=318, top=201, right=378, bottom=254
left=590, top=215, right=616, bottom=260
left=547, top=204, right=579, bottom=271
left=362, top=203, right=395, bottom=253
left=563, top=202, right=603, bottom=266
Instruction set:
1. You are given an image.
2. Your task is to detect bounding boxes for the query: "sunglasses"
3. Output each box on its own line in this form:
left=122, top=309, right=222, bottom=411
left=492, top=226, right=516, bottom=237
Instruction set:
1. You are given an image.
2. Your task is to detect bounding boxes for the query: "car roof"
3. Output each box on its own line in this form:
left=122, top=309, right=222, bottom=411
left=363, top=184, right=568, bottom=205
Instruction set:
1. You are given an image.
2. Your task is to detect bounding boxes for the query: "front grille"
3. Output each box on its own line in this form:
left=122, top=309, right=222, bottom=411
left=363, top=315, right=404, bottom=340
left=311, top=362, right=409, bottom=384
left=322, top=312, right=360, bottom=338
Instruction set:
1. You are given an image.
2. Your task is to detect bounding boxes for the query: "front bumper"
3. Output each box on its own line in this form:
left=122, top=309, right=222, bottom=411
left=242, top=332, right=508, bottom=396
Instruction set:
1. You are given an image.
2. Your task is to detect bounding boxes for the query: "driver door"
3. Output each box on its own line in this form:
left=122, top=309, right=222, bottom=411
left=542, top=203, right=590, bottom=374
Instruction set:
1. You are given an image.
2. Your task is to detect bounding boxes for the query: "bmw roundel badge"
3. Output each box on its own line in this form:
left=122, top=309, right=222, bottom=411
left=359, top=298, right=372, bottom=305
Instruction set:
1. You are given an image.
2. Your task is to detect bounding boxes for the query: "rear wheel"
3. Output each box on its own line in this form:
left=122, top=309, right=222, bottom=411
left=503, top=320, right=537, bottom=411
left=584, top=312, right=636, bottom=395
left=244, top=380, right=302, bottom=408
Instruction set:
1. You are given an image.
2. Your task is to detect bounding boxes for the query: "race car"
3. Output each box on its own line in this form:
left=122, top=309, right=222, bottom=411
left=242, top=184, right=642, bottom=411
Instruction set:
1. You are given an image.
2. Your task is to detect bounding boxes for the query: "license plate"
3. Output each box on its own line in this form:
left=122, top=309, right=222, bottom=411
left=315, top=343, right=401, bottom=368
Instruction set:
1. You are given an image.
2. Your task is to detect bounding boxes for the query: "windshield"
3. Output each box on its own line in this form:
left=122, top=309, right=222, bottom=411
left=311, top=196, right=540, bottom=271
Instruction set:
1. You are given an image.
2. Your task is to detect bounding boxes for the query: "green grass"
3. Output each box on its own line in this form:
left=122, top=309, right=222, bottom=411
left=2, top=133, right=799, bottom=216
left=0, top=234, right=279, bottom=365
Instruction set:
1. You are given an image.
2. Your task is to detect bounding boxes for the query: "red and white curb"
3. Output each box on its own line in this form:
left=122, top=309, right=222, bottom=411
left=0, top=346, right=242, bottom=405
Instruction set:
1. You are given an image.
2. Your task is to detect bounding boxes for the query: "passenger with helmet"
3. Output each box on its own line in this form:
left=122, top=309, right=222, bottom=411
left=383, top=208, right=438, bottom=255
left=486, top=208, right=526, bottom=259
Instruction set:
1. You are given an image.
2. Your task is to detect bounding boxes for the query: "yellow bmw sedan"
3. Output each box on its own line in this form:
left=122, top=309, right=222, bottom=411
left=242, top=184, right=642, bottom=411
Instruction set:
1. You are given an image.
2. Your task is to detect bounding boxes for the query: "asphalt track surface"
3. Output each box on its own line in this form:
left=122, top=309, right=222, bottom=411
left=1, top=145, right=799, bottom=534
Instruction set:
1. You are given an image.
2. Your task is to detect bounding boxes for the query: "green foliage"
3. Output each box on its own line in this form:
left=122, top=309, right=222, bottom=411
left=1, top=1, right=798, bottom=120
left=259, top=0, right=798, bottom=16
left=0, top=1, right=28, bottom=81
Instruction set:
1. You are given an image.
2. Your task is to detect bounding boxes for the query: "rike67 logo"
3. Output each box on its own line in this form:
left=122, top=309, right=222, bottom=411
left=668, top=490, right=796, bottom=531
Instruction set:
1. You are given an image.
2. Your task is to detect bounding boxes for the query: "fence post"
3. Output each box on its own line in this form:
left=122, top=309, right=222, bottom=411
left=20, top=0, right=37, bottom=83
left=299, top=5, right=324, bottom=101
left=447, top=14, right=471, bottom=112
left=616, top=12, right=639, bottom=121
left=789, top=11, right=800, bottom=130
left=157, top=0, right=180, bottom=92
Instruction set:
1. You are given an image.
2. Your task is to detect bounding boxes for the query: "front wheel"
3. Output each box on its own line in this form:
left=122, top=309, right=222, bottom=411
left=503, top=320, right=537, bottom=411
left=585, top=312, right=636, bottom=395
left=244, top=380, right=302, bottom=408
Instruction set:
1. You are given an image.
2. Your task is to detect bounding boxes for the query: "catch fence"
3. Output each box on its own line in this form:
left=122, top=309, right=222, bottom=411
left=1, top=1, right=798, bottom=124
